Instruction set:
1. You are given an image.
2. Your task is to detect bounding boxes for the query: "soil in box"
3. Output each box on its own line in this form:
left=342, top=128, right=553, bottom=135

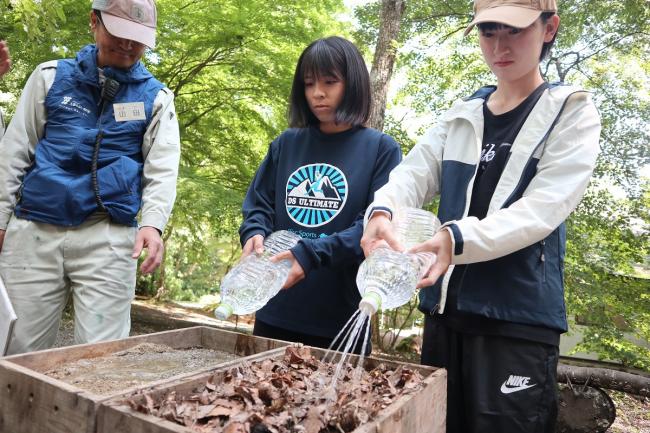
left=126, top=346, right=427, bottom=433
left=45, top=342, right=241, bottom=395
left=0, top=326, right=289, bottom=433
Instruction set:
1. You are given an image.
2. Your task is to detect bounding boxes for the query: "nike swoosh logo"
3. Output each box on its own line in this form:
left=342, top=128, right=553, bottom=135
left=500, top=382, right=537, bottom=394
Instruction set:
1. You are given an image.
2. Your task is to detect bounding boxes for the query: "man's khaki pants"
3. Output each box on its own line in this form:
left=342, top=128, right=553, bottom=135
left=1, top=213, right=137, bottom=355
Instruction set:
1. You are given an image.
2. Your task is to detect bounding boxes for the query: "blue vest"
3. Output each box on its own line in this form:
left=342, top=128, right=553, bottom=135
left=15, top=45, right=164, bottom=227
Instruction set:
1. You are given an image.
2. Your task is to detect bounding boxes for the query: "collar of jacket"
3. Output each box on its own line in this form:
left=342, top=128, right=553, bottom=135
left=439, top=84, right=587, bottom=210
left=443, top=82, right=582, bottom=123
left=72, top=44, right=153, bottom=87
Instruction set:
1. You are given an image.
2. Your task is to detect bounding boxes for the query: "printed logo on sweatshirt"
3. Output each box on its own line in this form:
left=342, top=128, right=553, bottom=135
left=285, top=163, right=348, bottom=227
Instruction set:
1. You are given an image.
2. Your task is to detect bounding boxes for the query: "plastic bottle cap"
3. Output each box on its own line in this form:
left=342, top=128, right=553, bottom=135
left=359, top=291, right=382, bottom=315
left=214, top=304, right=233, bottom=321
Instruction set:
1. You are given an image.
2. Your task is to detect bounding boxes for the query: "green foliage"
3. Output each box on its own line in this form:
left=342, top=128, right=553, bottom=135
left=353, top=0, right=471, bottom=50
left=146, top=0, right=347, bottom=299
left=376, top=294, right=423, bottom=353
left=383, top=113, right=415, bottom=153
left=134, top=0, right=347, bottom=298
left=0, top=0, right=88, bottom=103
left=0, top=0, right=66, bottom=42
left=0, top=0, right=347, bottom=300
left=565, top=185, right=650, bottom=369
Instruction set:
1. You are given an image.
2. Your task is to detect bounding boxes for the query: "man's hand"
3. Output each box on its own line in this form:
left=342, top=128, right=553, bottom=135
left=132, top=226, right=164, bottom=274
left=270, top=250, right=305, bottom=289
left=242, top=234, right=264, bottom=257
left=0, top=41, right=10, bottom=78
left=409, top=229, right=453, bottom=288
left=360, top=213, right=403, bottom=257
left=0, top=229, right=5, bottom=253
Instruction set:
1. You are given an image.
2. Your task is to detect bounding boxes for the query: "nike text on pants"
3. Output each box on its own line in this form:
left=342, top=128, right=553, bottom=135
left=421, top=316, right=559, bottom=433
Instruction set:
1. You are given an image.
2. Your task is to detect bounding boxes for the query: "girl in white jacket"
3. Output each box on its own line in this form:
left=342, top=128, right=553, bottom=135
left=361, top=1, right=601, bottom=432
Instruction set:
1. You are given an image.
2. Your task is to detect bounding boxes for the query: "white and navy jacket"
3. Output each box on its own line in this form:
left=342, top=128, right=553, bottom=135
left=366, top=84, right=601, bottom=332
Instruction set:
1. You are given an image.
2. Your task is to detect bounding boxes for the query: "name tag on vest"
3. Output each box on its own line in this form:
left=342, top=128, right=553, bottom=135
left=113, top=102, right=146, bottom=122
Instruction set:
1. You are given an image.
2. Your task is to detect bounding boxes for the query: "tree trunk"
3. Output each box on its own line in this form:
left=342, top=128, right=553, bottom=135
left=368, top=0, right=406, bottom=131
left=557, top=362, right=650, bottom=397
left=371, top=314, right=382, bottom=349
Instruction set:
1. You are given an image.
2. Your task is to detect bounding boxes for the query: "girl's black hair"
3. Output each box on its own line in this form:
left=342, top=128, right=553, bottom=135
left=477, top=12, right=558, bottom=61
left=288, top=36, right=371, bottom=128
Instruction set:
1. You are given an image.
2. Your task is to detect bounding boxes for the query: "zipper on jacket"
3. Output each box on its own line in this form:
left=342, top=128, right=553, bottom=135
left=540, top=239, right=546, bottom=283
left=431, top=265, right=469, bottom=316
left=500, top=91, right=582, bottom=209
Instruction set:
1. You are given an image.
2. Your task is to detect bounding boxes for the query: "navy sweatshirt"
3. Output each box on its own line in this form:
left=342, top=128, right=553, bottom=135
left=239, top=125, right=402, bottom=337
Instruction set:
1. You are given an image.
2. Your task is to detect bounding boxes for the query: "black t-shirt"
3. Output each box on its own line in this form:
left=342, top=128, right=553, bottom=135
left=438, top=83, right=561, bottom=347
left=468, top=82, right=549, bottom=219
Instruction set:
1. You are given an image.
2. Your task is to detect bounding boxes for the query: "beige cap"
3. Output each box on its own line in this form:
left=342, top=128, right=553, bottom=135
left=464, top=0, right=557, bottom=36
left=92, top=0, right=157, bottom=48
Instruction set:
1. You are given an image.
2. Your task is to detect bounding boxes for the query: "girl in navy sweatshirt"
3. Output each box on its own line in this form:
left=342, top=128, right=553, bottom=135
left=238, top=36, right=401, bottom=352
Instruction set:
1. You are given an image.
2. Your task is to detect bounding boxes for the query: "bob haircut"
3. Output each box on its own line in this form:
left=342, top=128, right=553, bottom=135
left=477, top=12, right=558, bottom=61
left=288, top=36, right=371, bottom=128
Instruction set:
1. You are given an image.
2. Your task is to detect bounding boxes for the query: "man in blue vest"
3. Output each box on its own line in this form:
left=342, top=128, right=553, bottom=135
left=0, top=0, right=180, bottom=355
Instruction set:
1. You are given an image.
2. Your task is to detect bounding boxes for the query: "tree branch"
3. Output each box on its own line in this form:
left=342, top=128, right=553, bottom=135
left=557, top=363, right=650, bottom=397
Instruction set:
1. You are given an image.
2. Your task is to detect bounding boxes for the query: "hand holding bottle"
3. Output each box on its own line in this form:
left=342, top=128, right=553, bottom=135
left=215, top=230, right=302, bottom=320
left=357, top=207, right=441, bottom=314
left=409, top=229, right=453, bottom=288
left=270, top=250, right=305, bottom=289
left=360, top=213, right=404, bottom=257
left=242, top=234, right=264, bottom=257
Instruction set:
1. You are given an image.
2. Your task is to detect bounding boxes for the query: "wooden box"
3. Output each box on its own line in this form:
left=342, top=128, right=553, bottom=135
left=97, top=347, right=447, bottom=433
left=0, top=326, right=288, bottom=433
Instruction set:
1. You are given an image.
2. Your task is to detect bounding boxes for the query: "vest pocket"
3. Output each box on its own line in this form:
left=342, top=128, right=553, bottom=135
left=97, top=156, right=142, bottom=225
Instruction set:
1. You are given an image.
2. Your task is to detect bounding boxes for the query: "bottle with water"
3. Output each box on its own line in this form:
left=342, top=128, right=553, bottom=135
left=357, top=249, right=435, bottom=314
left=214, top=230, right=302, bottom=320
left=392, top=207, right=440, bottom=249
left=357, top=207, right=440, bottom=314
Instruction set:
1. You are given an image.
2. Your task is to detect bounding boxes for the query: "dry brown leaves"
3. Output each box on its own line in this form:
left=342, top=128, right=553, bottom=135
left=128, top=346, right=424, bottom=433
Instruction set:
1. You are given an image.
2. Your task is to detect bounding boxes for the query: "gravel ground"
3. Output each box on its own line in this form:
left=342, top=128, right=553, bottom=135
left=609, top=391, right=650, bottom=433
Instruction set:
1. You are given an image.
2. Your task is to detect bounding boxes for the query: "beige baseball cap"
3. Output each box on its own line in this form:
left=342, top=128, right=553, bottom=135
left=92, top=0, right=157, bottom=48
left=464, top=0, right=557, bottom=36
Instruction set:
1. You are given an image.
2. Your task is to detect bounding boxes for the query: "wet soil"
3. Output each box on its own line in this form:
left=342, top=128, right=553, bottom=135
left=45, top=342, right=240, bottom=395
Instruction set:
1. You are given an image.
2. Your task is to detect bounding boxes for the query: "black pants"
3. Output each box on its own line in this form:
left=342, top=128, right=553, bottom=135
left=253, top=319, right=372, bottom=356
left=421, top=316, right=559, bottom=433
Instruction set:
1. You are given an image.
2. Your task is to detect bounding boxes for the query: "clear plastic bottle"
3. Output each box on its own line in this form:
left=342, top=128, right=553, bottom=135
left=357, top=207, right=440, bottom=314
left=357, top=248, right=435, bottom=314
left=214, top=230, right=302, bottom=320
left=392, top=207, right=440, bottom=249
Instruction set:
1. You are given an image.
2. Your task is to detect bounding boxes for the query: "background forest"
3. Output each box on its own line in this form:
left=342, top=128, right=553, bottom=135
left=0, top=0, right=648, bottom=369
